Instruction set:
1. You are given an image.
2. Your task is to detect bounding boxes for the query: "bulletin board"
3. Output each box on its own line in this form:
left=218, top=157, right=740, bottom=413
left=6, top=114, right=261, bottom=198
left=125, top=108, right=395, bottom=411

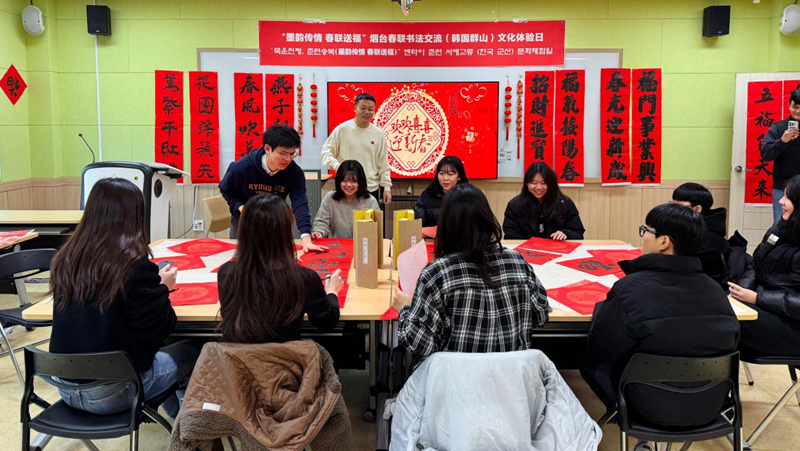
left=198, top=49, right=622, bottom=179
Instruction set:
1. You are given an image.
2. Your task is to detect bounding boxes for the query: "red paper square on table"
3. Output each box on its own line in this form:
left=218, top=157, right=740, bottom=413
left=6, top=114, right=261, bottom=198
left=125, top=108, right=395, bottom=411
left=547, top=280, right=610, bottom=315
left=167, top=239, right=237, bottom=257
left=312, top=238, right=353, bottom=252
left=0, top=229, right=33, bottom=247
left=516, top=237, right=581, bottom=255
left=299, top=253, right=352, bottom=279
left=422, top=227, right=437, bottom=239
left=380, top=306, right=399, bottom=321
left=588, top=249, right=641, bottom=263
left=426, top=243, right=435, bottom=263
left=2, top=65, right=27, bottom=106
left=169, top=282, right=219, bottom=307
left=557, top=256, right=621, bottom=277
left=337, top=283, right=349, bottom=308
left=152, top=255, right=206, bottom=271
left=295, top=244, right=303, bottom=251
left=516, top=248, right=561, bottom=265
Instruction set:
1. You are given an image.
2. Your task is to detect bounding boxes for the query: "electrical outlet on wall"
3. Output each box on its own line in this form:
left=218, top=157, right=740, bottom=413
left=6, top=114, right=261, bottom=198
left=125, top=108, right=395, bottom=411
left=192, top=220, right=204, bottom=232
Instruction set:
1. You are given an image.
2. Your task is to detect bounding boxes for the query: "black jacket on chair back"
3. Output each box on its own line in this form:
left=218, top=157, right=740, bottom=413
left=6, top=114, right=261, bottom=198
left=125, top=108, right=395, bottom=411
left=413, top=190, right=444, bottom=228
left=587, top=253, right=740, bottom=427
left=697, top=207, right=731, bottom=291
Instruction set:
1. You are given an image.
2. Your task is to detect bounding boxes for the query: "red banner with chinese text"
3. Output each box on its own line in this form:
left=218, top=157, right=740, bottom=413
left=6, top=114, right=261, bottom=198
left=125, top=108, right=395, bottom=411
left=600, top=68, right=631, bottom=186
left=745, top=81, right=782, bottom=204
left=189, top=71, right=220, bottom=184
left=265, top=74, right=295, bottom=130
left=234, top=73, right=264, bottom=161
left=553, top=70, right=585, bottom=186
left=155, top=71, right=184, bottom=181
left=259, top=21, right=565, bottom=67
left=783, top=79, right=800, bottom=116
left=524, top=71, right=554, bottom=170
left=631, top=69, right=662, bottom=185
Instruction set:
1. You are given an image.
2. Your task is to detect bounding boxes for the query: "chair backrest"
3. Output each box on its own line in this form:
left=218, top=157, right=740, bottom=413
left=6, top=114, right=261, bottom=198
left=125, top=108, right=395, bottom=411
left=617, top=352, right=741, bottom=430
left=0, top=248, right=57, bottom=281
left=202, top=196, right=232, bottom=234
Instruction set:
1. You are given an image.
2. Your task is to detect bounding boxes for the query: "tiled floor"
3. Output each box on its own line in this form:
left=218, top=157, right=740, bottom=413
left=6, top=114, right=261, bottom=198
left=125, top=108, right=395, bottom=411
left=1, top=283, right=798, bottom=450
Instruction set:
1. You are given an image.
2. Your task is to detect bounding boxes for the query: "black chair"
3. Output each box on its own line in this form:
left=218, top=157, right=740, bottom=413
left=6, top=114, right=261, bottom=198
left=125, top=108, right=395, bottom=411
left=0, top=249, right=56, bottom=383
left=21, top=346, right=175, bottom=451
left=599, top=353, right=743, bottom=451
left=740, top=355, right=800, bottom=446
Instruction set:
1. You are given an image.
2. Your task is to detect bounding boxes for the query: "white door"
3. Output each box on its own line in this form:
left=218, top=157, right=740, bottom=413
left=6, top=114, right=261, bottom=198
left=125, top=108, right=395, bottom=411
left=730, top=73, right=800, bottom=253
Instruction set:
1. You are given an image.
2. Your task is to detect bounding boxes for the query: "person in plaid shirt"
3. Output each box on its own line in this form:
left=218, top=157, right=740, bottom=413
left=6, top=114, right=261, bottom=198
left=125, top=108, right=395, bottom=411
left=392, top=184, right=550, bottom=357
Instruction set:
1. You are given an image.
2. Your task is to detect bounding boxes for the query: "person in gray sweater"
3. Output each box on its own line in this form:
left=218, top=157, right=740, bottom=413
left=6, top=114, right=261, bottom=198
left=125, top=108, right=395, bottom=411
left=312, top=160, right=380, bottom=239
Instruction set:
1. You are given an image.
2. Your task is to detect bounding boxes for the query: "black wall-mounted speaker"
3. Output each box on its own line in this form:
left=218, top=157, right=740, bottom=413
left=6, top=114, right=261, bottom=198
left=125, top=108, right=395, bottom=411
left=86, top=5, right=111, bottom=36
left=703, top=6, right=730, bottom=37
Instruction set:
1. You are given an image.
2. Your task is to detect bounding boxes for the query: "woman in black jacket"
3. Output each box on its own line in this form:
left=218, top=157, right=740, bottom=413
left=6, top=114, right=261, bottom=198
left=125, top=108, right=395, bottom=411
left=729, top=174, right=800, bottom=357
left=503, top=162, right=585, bottom=240
left=50, top=178, right=199, bottom=418
left=414, top=156, right=468, bottom=227
left=218, top=193, right=342, bottom=343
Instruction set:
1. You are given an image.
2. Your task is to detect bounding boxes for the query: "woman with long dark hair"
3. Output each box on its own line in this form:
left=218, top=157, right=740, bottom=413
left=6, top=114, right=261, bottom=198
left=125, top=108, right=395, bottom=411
left=50, top=178, right=199, bottom=418
left=312, top=160, right=379, bottom=239
left=219, top=194, right=342, bottom=343
left=503, top=162, right=585, bottom=240
left=414, top=156, right=469, bottom=227
left=392, top=184, right=550, bottom=358
left=729, top=174, right=800, bottom=357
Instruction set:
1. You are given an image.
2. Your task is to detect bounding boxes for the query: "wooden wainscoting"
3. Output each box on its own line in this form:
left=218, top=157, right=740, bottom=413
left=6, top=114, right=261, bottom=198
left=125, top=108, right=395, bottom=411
left=1, top=177, right=731, bottom=244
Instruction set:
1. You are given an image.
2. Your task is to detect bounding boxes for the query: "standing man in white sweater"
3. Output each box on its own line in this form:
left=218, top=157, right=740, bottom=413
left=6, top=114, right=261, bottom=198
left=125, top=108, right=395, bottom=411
left=321, top=93, right=393, bottom=207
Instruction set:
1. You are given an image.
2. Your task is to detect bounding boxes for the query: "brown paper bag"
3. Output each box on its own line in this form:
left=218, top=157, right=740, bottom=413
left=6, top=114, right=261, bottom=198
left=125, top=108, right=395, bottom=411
left=354, top=209, right=380, bottom=289
left=393, top=210, right=422, bottom=270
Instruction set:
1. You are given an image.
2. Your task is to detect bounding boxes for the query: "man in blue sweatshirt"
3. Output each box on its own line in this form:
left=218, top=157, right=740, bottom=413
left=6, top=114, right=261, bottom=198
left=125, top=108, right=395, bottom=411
left=219, top=126, right=325, bottom=252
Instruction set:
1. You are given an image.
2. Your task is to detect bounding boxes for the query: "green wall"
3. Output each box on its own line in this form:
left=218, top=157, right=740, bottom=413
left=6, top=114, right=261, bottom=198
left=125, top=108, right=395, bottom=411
left=2, top=0, right=800, bottom=182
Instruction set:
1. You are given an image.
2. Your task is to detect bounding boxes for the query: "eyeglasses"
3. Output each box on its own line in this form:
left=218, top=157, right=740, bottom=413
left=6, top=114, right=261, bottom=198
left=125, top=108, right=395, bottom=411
left=638, top=225, right=656, bottom=238
left=273, top=149, right=298, bottom=160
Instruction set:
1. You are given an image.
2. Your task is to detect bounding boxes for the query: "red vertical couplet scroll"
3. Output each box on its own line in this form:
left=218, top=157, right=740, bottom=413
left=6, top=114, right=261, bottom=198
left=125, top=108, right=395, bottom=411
left=553, top=70, right=585, bottom=186
left=233, top=73, right=264, bottom=161
left=745, top=81, right=782, bottom=204
left=189, top=71, right=220, bottom=184
left=631, top=69, right=662, bottom=185
left=600, top=68, right=632, bottom=186
left=265, top=74, right=295, bottom=129
left=155, top=71, right=184, bottom=181
left=524, top=71, right=555, bottom=170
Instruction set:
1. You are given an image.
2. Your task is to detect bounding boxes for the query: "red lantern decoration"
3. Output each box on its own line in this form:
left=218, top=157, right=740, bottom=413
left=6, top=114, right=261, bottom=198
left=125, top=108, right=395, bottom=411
left=504, top=79, right=513, bottom=140
left=310, top=74, right=318, bottom=137
left=297, top=75, right=304, bottom=140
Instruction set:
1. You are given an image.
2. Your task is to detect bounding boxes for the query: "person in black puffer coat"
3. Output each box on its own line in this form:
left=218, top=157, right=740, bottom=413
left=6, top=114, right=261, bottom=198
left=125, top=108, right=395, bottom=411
left=729, top=174, right=800, bottom=358
left=671, top=182, right=731, bottom=291
left=503, top=162, right=584, bottom=241
left=414, top=156, right=468, bottom=228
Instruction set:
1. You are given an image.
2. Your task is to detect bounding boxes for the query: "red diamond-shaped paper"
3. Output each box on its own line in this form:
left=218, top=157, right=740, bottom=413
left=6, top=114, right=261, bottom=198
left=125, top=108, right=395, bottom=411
left=167, top=238, right=237, bottom=257
left=1, top=65, right=27, bottom=106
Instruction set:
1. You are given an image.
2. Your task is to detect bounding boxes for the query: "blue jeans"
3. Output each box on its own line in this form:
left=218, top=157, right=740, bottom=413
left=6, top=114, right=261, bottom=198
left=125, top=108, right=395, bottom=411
left=773, top=189, right=784, bottom=224
left=57, top=341, right=200, bottom=419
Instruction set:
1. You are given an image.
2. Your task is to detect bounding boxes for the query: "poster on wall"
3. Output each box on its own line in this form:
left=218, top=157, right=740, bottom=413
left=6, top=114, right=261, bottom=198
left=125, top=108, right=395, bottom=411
left=233, top=73, right=264, bottom=161
left=599, top=68, right=631, bottom=186
left=524, top=71, right=555, bottom=170
left=553, top=70, right=585, bottom=186
left=631, top=69, right=662, bottom=186
left=327, top=82, right=499, bottom=179
left=154, top=70, right=184, bottom=181
left=189, top=71, right=220, bottom=184
left=745, top=81, right=782, bottom=204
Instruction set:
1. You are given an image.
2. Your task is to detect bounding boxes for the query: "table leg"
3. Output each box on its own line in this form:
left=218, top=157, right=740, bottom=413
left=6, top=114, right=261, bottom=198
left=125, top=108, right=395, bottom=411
left=363, top=319, right=378, bottom=422
left=12, top=244, right=31, bottom=307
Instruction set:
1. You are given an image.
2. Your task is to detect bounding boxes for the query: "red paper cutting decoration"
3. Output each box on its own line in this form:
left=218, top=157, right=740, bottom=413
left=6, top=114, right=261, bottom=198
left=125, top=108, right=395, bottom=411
left=516, top=76, right=523, bottom=159
left=189, top=71, right=220, bottom=184
left=233, top=73, right=264, bottom=161
left=588, top=249, right=641, bottom=263
left=170, top=282, right=219, bottom=307
left=297, top=75, right=304, bottom=138
left=154, top=70, right=184, bottom=182
left=547, top=280, right=610, bottom=315
left=745, top=81, right=782, bottom=204
left=524, top=71, right=555, bottom=170
left=168, top=238, right=237, bottom=257
left=554, top=70, right=585, bottom=186
left=600, top=68, right=632, bottom=186
left=1, top=64, right=27, bottom=105
left=631, top=69, right=662, bottom=186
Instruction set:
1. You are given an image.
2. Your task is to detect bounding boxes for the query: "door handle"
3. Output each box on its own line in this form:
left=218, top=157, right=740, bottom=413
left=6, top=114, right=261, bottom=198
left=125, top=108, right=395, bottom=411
left=734, top=166, right=753, bottom=173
